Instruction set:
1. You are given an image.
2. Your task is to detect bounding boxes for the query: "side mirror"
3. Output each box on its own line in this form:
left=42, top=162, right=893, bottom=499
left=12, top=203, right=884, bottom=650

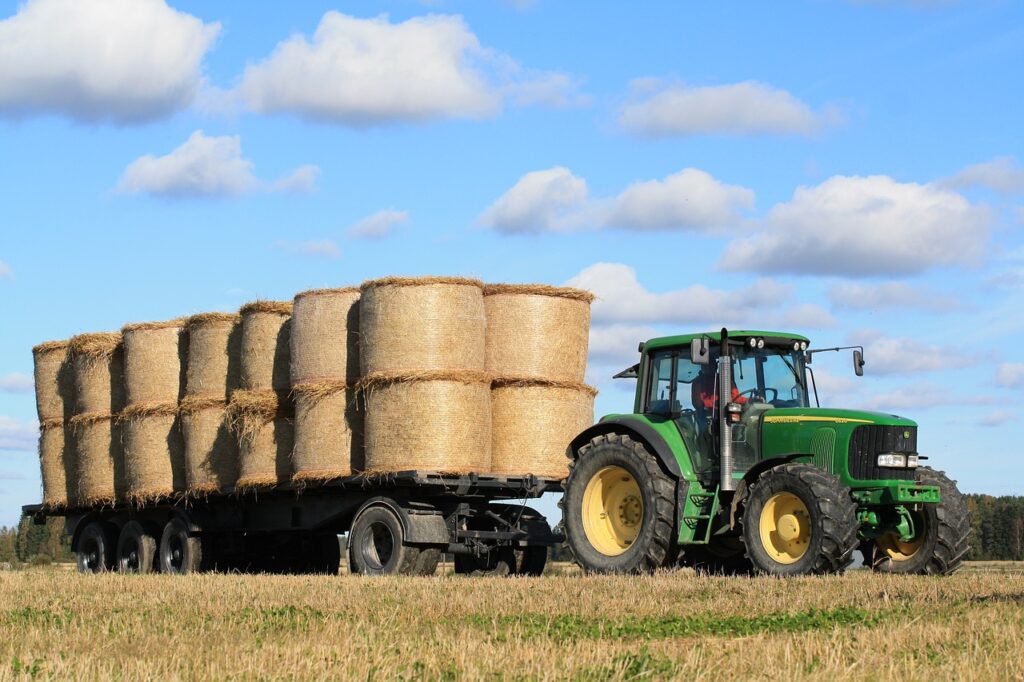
left=691, top=338, right=710, bottom=365
left=853, top=349, right=865, bottom=377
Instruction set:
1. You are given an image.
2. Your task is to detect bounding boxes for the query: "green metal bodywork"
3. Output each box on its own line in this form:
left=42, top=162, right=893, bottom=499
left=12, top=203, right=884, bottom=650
left=599, top=330, right=939, bottom=545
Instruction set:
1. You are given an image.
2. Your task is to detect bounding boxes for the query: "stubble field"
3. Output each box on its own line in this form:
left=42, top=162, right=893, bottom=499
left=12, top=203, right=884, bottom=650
left=0, top=563, right=1021, bottom=680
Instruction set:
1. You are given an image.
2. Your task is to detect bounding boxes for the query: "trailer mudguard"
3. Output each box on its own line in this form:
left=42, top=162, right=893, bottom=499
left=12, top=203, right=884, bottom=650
left=353, top=497, right=449, bottom=545
left=569, top=418, right=682, bottom=479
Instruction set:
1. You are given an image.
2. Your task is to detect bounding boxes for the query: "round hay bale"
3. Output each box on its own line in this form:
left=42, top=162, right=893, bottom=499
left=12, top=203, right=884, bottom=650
left=292, top=381, right=360, bottom=484
left=39, top=418, right=75, bottom=509
left=180, top=396, right=237, bottom=494
left=290, top=288, right=361, bottom=385
left=122, top=320, right=186, bottom=406
left=483, top=284, right=594, bottom=383
left=32, top=340, right=74, bottom=422
left=185, top=313, right=242, bottom=399
left=239, top=301, right=292, bottom=392
left=69, top=412, right=123, bottom=505
left=69, top=333, right=125, bottom=414
left=359, top=277, right=485, bottom=374
left=120, top=402, right=185, bottom=503
left=228, top=389, right=294, bottom=489
left=490, top=378, right=596, bottom=479
left=360, top=370, right=491, bottom=474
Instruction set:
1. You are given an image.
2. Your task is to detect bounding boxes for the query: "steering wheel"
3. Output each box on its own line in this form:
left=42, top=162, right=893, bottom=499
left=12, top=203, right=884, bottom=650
left=736, top=388, right=778, bottom=403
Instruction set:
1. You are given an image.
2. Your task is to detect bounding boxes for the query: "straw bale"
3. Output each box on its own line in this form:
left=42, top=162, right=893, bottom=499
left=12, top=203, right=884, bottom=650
left=230, top=389, right=294, bottom=489
left=483, top=284, right=593, bottom=383
left=490, top=378, right=596, bottom=479
left=69, top=412, right=122, bottom=505
left=121, top=404, right=185, bottom=503
left=122, top=321, right=186, bottom=405
left=240, top=301, right=292, bottom=392
left=69, top=333, right=125, bottom=414
left=361, top=370, right=490, bottom=474
left=32, top=340, right=72, bottom=422
left=39, top=419, right=75, bottom=508
left=185, top=313, right=242, bottom=399
left=290, top=288, right=360, bottom=385
left=291, top=381, right=360, bottom=483
left=359, top=277, right=485, bottom=374
left=180, top=396, right=237, bottom=493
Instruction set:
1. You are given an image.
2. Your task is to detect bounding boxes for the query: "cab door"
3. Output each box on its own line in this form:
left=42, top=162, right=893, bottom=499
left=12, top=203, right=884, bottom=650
left=643, top=349, right=716, bottom=479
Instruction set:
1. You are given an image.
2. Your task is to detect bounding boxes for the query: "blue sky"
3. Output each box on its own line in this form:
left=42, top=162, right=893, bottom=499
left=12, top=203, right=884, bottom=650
left=1, top=0, right=1022, bottom=525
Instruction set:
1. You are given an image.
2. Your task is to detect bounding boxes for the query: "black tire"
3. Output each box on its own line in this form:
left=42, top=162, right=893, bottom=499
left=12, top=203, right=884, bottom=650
left=311, top=533, right=342, bottom=575
left=862, top=467, right=971, bottom=575
left=347, top=505, right=425, bottom=576
left=76, top=521, right=117, bottom=574
left=454, top=547, right=516, bottom=576
left=414, top=548, right=441, bottom=576
left=563, top=433, right=675, bottom=574
left=160, top=518, right=203, bottom=574
left=116, top=521, right=159, bottom=574
left=678, top=535, right=753, bottom=576
left=740, top=463, right=859, bottom=576
left=515, top=546, right=548, bottom=576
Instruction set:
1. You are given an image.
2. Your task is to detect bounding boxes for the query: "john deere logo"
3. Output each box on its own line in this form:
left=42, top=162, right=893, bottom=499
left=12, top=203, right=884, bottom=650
left=904, top=431, right=911, bottom=439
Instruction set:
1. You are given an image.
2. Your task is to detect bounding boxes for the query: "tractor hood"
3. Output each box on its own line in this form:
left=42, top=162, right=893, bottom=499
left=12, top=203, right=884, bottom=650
left=761, top=407, right=916, bottom=428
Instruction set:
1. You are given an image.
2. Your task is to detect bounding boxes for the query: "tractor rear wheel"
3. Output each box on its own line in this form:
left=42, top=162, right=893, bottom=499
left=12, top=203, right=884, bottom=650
left=862, top=467, right=971, bottom=575
left=740, top=463, right=859, bottom=576
left=563, top=433, right=675, bottom=574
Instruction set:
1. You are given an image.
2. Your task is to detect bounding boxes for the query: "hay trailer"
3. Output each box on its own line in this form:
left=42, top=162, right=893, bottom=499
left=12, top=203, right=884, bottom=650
left=23, top=473, right=561, bottom=575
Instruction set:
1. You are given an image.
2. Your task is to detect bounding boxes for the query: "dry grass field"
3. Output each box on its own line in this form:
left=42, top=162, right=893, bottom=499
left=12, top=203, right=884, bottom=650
left=0, top=563, right=1021, bottom=680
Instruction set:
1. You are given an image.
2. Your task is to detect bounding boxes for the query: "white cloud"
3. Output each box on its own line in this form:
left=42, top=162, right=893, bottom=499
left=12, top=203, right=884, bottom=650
left=235, top=12, right=576, bottom=125
left=618, top=79, right=838, bottom=137
left=587, top=324, right=657, bottom=365
left=720, top=175, right=990, bottom=276
left=856, top=382, right=949, bottom=413
left=0, top=416, right=36, bottom=451
left=0, top=0, right=218, bottom=123
left=850, top=331, right=975, bottom=375
left=0, top=260, right=10, bottom=279
left=941, top=156, right=1024, bottom=196
left=0, top=373, right=33, bottom=393
left=996, top=363, right=1024, bottom=388
left=117, top=131, right=319, bottom=198
left=347, top=210, right=411, bottom=239
left=276, top=239, right=341, bottom=259
left=828, top=281, right=960, bottom=312
left=479, top=167, right=589, bottom=233
left=979, top=410, right=1015, bottom=427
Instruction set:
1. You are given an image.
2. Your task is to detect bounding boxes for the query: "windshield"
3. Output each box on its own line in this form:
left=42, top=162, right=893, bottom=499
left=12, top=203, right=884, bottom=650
left=731, top=347, right=809, bottom=408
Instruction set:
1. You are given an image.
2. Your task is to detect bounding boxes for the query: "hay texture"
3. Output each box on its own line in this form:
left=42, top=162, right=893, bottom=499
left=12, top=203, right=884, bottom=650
left=290, top=288, right=361, bottom=385
left=180, top=396, right=238, bottom=494
left=292, top=381, right=360, bottom=483
left=32, top=340, right=74, bottom=422
left=359, top=277, right=485, bottom=374
left=240, top=301, right=292, bottom=392
left=185, top=313, right=241, bottom=399
left=38, top=419, right=75, bottom=508
left=360, top=370, right=490, bottom=474
left=69, top=413, right=122, bottom=505
left=483, top=284, right=594, bottom=383
left=122, top=320, right=186, bottom=405
left=490, top=378, right=596, bottom=479
left=229, top=389, right=293, bottom=489
left=69, top=333, right=125, bottom=414
left=120, top=403, right=185, bottom=503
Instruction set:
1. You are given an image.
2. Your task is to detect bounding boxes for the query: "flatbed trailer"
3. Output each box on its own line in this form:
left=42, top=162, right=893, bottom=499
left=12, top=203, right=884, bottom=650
left=22, top=472, right=563, bottom=576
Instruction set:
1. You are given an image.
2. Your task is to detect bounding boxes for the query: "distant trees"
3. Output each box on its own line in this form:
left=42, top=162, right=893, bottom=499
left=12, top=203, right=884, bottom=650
left=0, top=518, right=72, bottom=565
left=967, top=495, right=1024, bottom=561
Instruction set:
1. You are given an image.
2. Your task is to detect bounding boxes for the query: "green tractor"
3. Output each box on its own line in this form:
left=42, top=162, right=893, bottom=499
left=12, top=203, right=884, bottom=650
left=561, top=329, right=971, bottom=576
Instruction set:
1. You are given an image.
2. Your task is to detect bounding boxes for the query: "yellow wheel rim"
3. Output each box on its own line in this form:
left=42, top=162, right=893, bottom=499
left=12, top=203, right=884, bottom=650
left=581, top=466, right=643, bottom=556
left=876, top=513, right=925, bottom=561
left=759, top=492, right=811, bottom=564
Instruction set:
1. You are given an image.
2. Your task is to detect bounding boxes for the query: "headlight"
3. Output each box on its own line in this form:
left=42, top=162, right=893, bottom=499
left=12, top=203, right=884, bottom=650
left=877, top=453, right=907, bottom=467
left=906, top=454, right=919, bottom=468
left=757, top=338, right=765, bottom=349
left=800, top=341, right=808, bottom=351
left=748, top=338, right=757, bottom=348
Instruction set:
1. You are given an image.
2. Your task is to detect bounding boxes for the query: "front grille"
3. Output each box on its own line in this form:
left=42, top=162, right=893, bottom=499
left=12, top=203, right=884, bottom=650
left=847, top=425, right=917, bottom=481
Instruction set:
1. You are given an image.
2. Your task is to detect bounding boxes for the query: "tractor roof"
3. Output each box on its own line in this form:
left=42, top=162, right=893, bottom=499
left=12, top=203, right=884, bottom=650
left=643, top=330, right=810, bottom=352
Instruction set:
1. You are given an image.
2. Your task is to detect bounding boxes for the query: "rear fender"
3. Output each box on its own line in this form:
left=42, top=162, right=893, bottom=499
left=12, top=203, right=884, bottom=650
left=569, top=419, right=682, bottom=479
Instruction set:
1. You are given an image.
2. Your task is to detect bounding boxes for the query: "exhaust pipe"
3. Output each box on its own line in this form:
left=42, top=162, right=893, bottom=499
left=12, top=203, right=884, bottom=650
left=719, top=328, right=735, bottom=492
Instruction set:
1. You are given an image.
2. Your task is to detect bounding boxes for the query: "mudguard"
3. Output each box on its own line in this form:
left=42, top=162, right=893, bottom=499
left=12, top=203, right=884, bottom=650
left=569, top=418, right=682, bottom=479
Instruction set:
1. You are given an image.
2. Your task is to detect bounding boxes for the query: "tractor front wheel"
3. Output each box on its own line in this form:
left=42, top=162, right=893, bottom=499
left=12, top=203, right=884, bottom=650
left=740, top=463, right=859, bottom=576
left=563, top=433, right=675, bottom=574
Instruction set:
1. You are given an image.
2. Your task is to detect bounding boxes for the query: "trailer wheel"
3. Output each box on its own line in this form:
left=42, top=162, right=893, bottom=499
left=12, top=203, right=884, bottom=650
left=348, top=505, right=424, bottom=576
left=160, top=518, right=203, bottom=574
left=76, top=521, right=117, bottom=574
left=862, top=467, right=971, bottom=575
left=454, top=548, right=516, bottom=576
left=116, top=521, right=159, bottom=574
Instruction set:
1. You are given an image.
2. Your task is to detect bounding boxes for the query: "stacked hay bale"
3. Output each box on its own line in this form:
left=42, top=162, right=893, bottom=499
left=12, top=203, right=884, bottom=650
left=359, top=277, right=489, bottom=473
left=484, top=284, right=596, bottom=479
left=180, top=313, right=241, bottom=494
left=67, top=332, right=125, bottom=504
left=230, top=301, right=293, bottom=489
left=32, top=340, right=76, bottom=508
left=120, top=320, right=187, bottom=503
left=290, top=288, right=361, bottom=483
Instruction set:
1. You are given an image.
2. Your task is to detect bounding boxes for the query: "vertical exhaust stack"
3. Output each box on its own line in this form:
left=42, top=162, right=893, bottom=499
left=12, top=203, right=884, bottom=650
left=718, top=328, right=735, bottom=492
